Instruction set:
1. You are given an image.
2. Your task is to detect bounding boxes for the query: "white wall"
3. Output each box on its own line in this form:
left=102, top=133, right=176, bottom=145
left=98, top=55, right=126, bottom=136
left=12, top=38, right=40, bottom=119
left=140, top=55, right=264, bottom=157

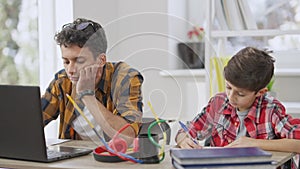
left=73, top=0, right=203, bottom=116
left=72, top=0, right=207, bottom=144
left=272, top=50, right=300, bottom=102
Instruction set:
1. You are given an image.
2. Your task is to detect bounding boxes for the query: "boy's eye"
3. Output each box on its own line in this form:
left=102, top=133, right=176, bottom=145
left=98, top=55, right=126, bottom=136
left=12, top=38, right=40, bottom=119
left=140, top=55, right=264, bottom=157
left=63, top=60, right=69, bottom=64
left=237, top=93, right=245, bottom=97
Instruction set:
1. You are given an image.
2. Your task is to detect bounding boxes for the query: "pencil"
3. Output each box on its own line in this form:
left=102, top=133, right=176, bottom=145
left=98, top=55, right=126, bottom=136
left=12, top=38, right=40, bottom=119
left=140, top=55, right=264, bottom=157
left=66, top=94, right=103, bottom=139
left=178, top=121, right=198, bottom=145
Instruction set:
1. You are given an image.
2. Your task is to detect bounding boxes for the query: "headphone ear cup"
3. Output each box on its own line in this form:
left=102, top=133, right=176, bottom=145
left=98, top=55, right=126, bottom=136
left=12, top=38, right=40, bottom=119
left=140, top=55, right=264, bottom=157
left=133, top=137, right=139, bottom=152
left=109, top=137, right=127, bottom=153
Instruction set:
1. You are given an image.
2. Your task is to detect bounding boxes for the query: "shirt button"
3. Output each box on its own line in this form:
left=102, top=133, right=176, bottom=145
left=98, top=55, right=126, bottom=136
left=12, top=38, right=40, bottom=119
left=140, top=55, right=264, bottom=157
left=234, top=122, right=238, bottom=126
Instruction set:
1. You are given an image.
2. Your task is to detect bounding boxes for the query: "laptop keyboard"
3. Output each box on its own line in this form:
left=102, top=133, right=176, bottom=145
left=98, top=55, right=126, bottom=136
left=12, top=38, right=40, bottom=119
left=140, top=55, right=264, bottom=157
left=47, top=150, right=70, bottom=158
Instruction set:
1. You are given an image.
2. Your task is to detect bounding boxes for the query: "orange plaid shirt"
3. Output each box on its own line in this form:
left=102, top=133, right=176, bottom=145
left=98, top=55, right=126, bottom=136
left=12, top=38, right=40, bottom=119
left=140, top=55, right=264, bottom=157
left=41, top=62, right=143, bottom=139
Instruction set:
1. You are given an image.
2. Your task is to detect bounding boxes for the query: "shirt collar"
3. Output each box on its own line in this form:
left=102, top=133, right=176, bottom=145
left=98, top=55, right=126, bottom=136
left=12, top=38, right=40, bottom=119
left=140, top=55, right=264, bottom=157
left=246, top=95, right=264, bottom=123
left=223, top=97, right=234, bottom=116
left=222, top=95, right=263, bottom=122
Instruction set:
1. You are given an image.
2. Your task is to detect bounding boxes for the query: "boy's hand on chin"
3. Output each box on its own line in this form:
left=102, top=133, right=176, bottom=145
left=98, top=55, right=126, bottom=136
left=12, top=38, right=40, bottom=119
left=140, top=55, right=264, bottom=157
left=76, top=64, right=99, bottom=94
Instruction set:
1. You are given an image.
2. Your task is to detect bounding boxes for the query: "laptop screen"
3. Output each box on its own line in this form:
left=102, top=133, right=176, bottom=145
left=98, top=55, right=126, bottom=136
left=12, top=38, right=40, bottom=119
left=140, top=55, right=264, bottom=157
left=0, top=85, right=93, bottom=162
left=0, top=85, right=49, bottom=161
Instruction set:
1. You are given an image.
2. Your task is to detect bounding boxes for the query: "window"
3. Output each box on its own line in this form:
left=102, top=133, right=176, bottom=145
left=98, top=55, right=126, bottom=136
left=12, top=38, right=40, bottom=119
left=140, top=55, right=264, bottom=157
left=0, top=0, right=38, bottom=85
left=0, top=0, right=73, bottom=139
left=228, top=0, right=300, bottom=51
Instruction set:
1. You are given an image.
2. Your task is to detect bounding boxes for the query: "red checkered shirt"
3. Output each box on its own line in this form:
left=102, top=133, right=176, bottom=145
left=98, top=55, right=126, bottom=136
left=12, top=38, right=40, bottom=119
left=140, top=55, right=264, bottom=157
left=186, top=93, right=300, bottom=145
left=180, top=92, right=300, bottom=168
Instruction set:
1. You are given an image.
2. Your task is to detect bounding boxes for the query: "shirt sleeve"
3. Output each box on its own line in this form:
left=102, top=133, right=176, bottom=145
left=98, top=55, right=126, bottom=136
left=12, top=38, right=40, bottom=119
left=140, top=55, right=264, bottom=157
left=41, top=79, right=61, bottom=126
left=271, top=102, right=300, bottom=139
left=41, top=70, right=70, bottom=126
left=111, top=62, right=144, bottom=135
left=189, top=97, right=217, bottom=140
left=176, top=96, right=217, bottom=141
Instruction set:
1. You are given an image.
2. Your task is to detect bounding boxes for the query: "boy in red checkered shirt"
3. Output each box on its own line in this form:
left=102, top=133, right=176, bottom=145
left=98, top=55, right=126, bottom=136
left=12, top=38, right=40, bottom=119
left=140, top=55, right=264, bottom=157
left=176, top=47, right=300, bottom=168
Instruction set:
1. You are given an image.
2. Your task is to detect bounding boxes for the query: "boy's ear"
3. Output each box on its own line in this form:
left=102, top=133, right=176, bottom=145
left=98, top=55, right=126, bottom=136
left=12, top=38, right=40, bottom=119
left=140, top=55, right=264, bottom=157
left=255, top=87, right=268, bottom=97
left=97, top=53, right=106, bottom=66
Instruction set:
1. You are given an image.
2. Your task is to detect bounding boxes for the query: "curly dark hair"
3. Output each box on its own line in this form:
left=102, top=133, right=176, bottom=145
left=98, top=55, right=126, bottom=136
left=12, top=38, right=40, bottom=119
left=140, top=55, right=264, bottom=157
left=224, top=47, right=275, bottom=92
left=54, top=18, right=107, bottom=58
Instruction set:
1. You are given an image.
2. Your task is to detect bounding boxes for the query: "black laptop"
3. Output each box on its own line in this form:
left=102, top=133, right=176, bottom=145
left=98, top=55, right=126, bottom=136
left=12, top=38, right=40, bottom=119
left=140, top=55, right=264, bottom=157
left=0, top=85, right=92, bottom=162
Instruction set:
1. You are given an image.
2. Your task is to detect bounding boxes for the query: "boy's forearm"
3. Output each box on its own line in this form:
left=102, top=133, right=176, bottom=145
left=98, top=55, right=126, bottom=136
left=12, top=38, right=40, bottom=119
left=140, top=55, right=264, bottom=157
left=82, top=95, right=136, bottom=144
left=226, top=136, right=300, bottom=153
left=256, top=138, right=300, bottom=153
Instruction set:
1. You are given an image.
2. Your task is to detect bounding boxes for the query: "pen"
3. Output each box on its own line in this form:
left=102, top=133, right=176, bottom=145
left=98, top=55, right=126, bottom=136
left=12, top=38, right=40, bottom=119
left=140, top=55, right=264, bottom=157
left=178, top=121, right=198, bottom=145
left=66, top=94, right=102, bottom=139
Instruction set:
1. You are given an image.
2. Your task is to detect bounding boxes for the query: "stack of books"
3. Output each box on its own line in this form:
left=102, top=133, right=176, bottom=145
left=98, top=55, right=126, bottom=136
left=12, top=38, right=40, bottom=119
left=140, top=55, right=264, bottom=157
left=170, top=147, right=274, bottom=169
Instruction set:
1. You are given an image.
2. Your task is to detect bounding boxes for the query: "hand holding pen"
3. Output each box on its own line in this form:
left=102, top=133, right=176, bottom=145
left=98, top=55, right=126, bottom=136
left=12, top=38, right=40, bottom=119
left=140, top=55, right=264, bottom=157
left=178, top=121, right=202, bottom=149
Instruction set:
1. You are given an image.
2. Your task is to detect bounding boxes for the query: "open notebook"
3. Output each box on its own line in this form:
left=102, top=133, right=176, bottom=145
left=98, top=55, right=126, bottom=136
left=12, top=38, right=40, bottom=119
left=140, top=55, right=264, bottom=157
left=0, top=85, right=92, bottom=162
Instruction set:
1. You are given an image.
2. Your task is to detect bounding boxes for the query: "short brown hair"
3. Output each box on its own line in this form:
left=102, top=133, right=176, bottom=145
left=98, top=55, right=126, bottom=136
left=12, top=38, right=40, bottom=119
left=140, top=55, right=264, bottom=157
left=224, top=47, right=275, bottom=92
left=54, top=18, right=107, bottom=59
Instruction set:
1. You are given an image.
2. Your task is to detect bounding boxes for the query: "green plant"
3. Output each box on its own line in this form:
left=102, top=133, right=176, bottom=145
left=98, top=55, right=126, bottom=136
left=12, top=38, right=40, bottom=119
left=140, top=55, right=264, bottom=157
left=267, top=77, right=275, bottom=91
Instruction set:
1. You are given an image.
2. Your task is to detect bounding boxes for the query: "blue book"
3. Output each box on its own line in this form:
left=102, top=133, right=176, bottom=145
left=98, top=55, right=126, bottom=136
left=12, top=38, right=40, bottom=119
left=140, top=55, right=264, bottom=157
left=171, top=159, right=273, bottom=169
left=170, top=147, right=272, bottom=166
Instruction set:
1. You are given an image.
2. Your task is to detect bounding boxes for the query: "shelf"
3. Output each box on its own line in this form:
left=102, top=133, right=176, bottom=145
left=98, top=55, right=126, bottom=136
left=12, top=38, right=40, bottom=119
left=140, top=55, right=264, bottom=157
left=274, top=68, right=300, bottom=77
left=202, top=0, right=300, bottom=118
left=159, top=69, right=206, bottom=78
left=282, top=102, right=300, bottom=115
left=211, top=29, right=300, bottom=38
left=160, top=68, right=300, bottom=78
